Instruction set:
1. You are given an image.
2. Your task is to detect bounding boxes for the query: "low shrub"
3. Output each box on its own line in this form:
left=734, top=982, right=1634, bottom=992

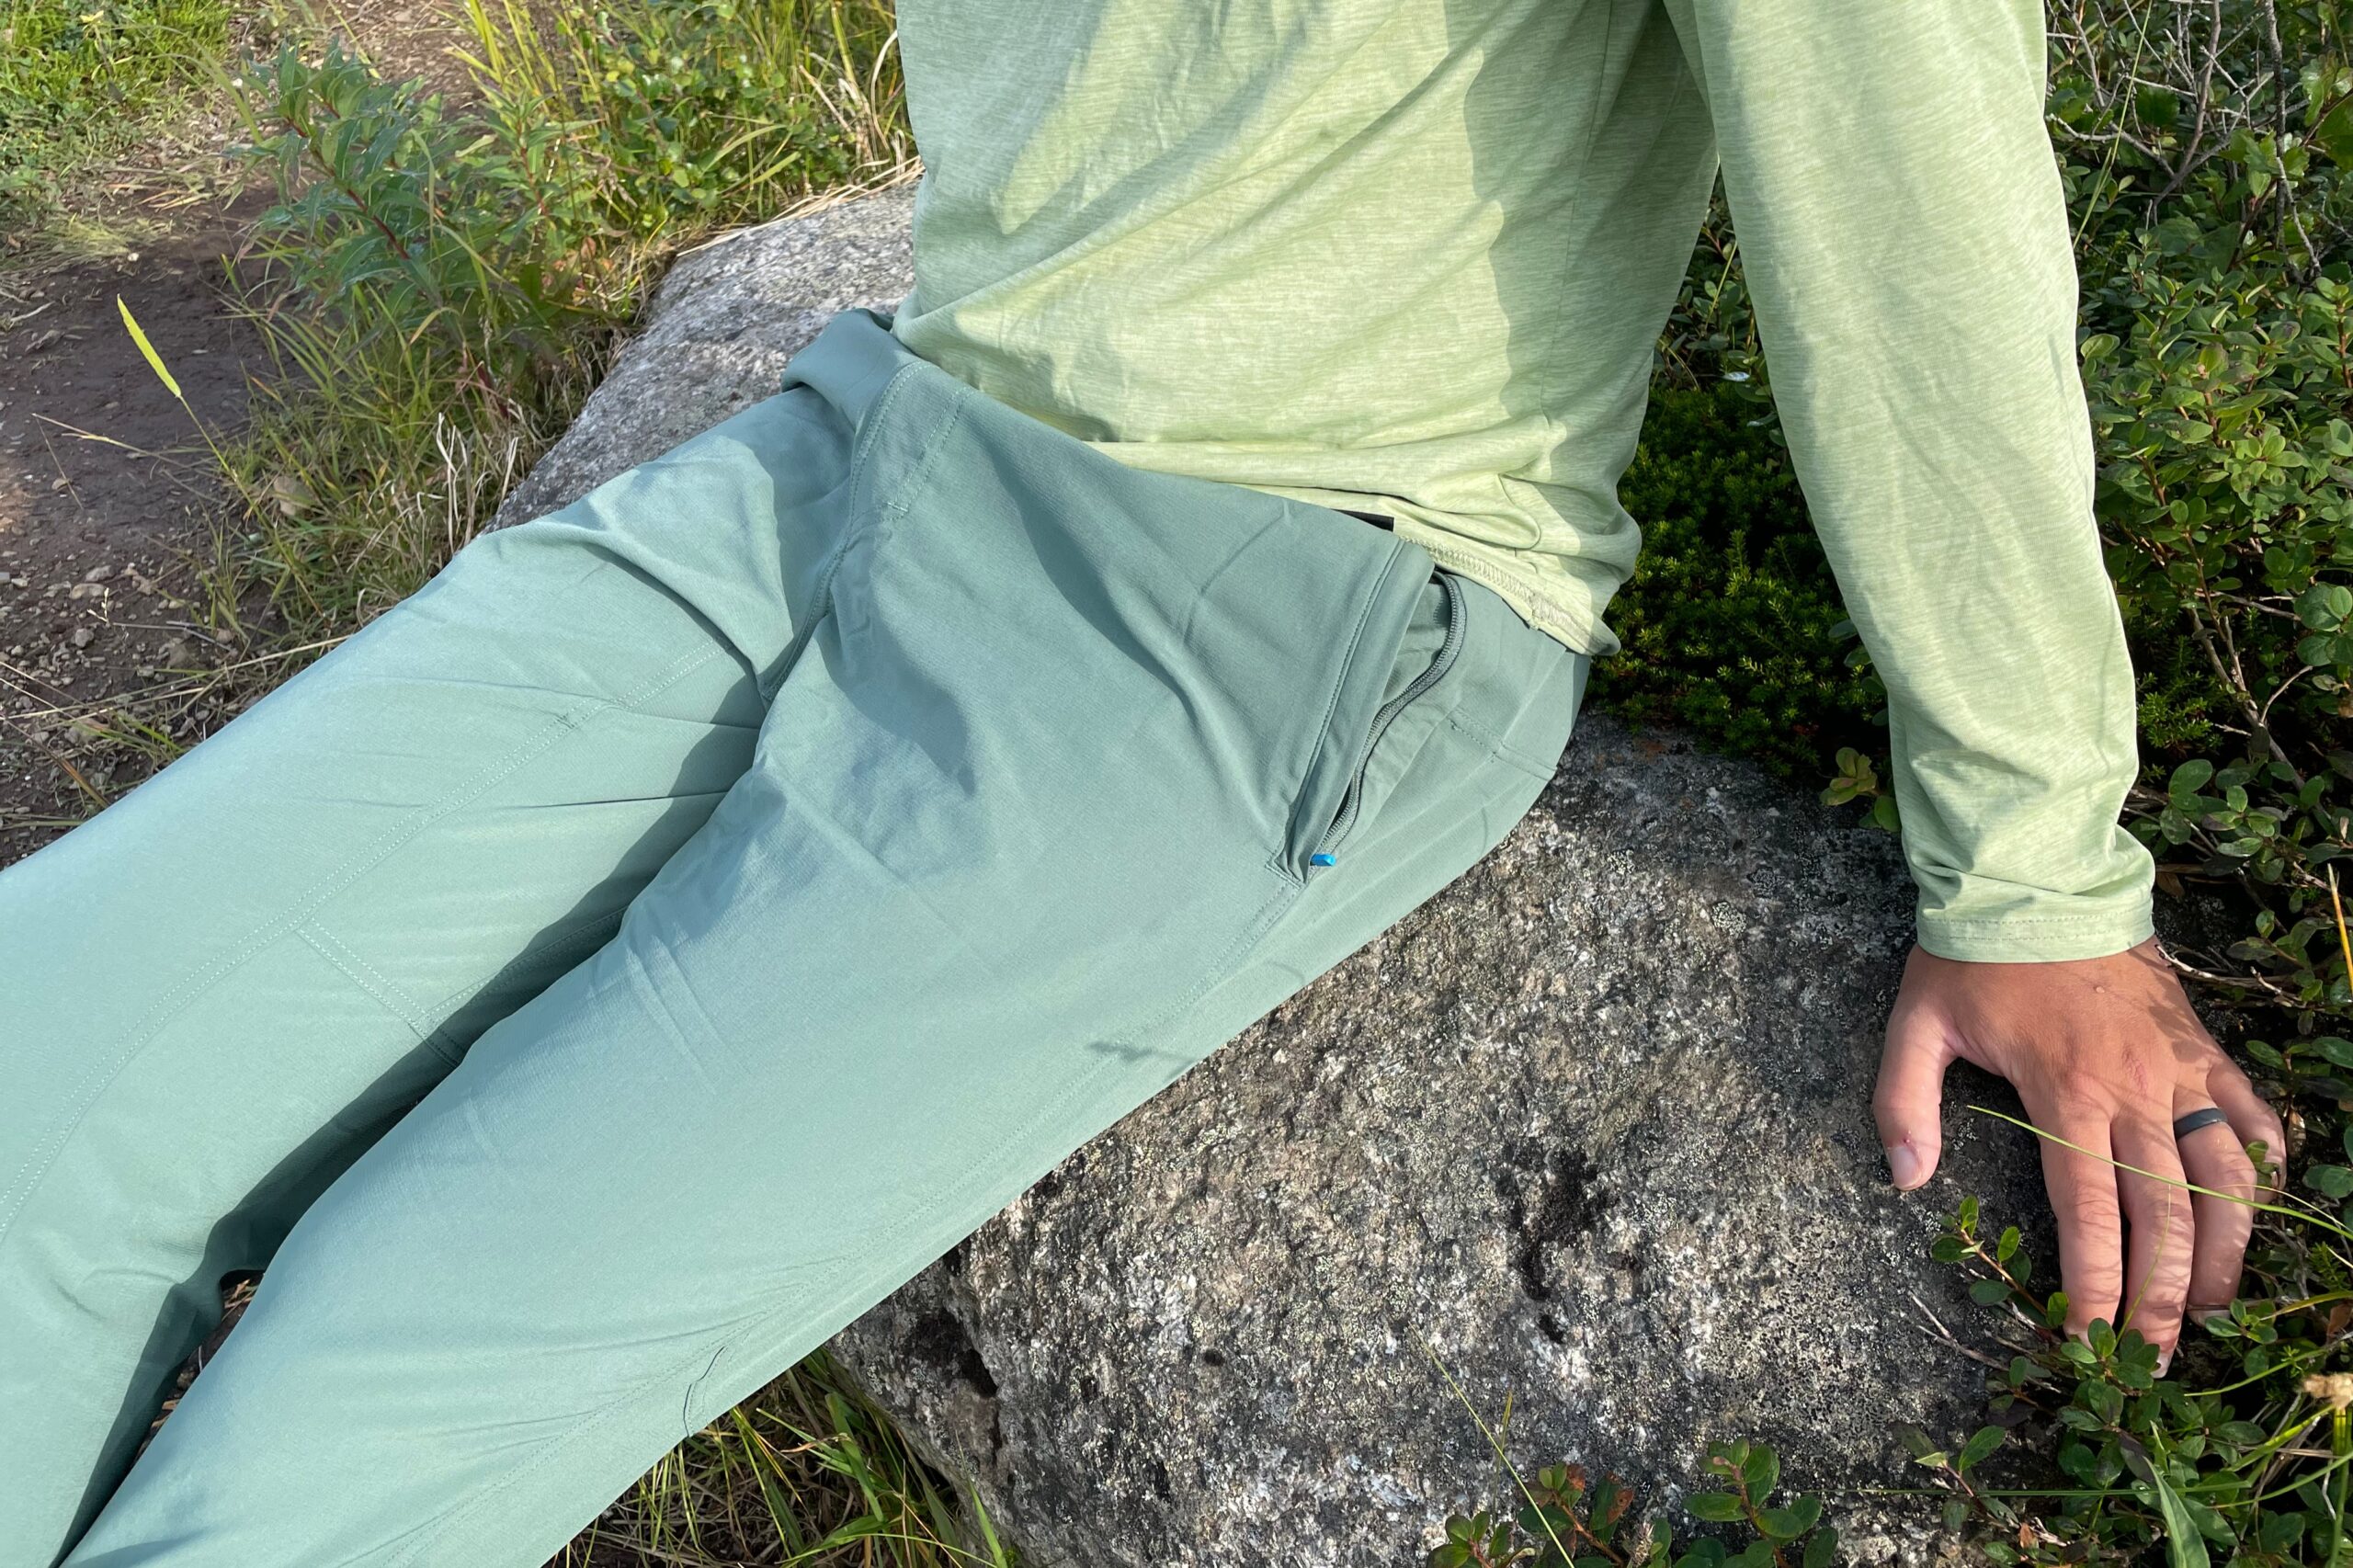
left=212, top=0, right=910, bottom=636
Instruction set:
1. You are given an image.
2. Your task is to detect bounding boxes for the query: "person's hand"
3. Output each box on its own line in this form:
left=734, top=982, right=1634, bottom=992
left=1871, top=935, right=2283, bottom=1369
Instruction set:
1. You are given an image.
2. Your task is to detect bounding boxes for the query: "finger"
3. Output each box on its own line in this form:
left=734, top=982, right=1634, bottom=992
left=2207, top=1059, right=2289, bottom=1192
left=1874, top=995, right=1957, bottom=1190
left=2176, top=1098, right=2256, bottom=1320
left=2114, top=1118, right=2195, bottom=1370
left=2039, top=1106, right=2124, bottom=1341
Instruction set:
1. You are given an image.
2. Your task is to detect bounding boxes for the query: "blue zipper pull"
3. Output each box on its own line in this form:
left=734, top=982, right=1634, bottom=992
left=1310, top=852, right=1337, bottom=868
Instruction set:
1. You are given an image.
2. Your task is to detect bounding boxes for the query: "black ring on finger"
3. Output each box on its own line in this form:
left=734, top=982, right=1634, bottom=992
left=2173, top=1106, right=2232, bottom=1140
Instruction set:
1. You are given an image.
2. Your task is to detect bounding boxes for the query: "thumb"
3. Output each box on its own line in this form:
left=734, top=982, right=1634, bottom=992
left=1874, top=1000, right=1956, bottom=1191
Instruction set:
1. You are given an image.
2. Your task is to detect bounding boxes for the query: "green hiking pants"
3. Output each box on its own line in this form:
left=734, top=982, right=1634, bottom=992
left=0, top=308, right=1587, bottom=1567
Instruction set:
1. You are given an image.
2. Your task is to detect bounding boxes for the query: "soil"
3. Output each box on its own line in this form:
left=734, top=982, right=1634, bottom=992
left=0, top=192, right=274, bottom=868
left=0, top=0, right=492, bottom=871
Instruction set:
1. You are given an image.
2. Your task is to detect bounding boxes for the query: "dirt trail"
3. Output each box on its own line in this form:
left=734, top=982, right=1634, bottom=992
left=0, top=3, right=491, bottom=869
left=0, top=194, right=272, bottom=867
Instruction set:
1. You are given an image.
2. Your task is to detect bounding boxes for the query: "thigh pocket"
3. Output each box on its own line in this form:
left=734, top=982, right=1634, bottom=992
left=1276, top=568, right=1469, bottom=885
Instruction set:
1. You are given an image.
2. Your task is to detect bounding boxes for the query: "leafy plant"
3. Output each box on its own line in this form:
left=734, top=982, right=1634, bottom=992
left=1429, top=1444, right=1835, bottom=1568
left=205, top=0, right=909, bottom=639
left=1594, top=382, right=1883, bottom=785
left=1917, top=1177, right=2353, bottom=1567
left=551, top=1347, right=1014, bottom=1566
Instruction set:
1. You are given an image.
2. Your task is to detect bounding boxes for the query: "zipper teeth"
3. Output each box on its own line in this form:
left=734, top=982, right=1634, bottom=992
left=1312, top=572, right=1465, bottom=865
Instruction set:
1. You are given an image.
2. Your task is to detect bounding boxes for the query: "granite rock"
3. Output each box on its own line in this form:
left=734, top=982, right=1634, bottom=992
left=827, top=719, right=2046, bottom=1566
left=492, top=186, right=916, bottom=527
left=501, top=189, right=2052, bottom=1566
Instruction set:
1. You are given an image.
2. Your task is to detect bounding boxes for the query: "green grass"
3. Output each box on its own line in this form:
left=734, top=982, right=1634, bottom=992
left=551, top=1352, right=1013, bottom=1567
left=0, top=0, right=230, bottom=218
left=203, top=0, right=910, bottom=645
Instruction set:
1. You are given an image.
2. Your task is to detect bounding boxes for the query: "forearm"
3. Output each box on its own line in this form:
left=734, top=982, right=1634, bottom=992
left=1665, top=0, right=2154, bottom=960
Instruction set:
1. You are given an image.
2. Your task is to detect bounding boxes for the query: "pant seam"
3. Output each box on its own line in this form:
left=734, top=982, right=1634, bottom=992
left=842, top=362, right=924, bottom=522
left=1441, top=709, right=1564, bottom=783
left=0, top=640, right=728, bottom=1254
left=1264, top=529, right=1413, bottom=885
left=414, top=906, right=629, bottom=1063
left=296, top=924, right=433, bottom=1041
left=874, top=378, right=972, bottom=530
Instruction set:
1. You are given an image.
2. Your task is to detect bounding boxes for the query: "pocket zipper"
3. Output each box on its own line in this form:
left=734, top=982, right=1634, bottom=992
left=1307, top=571, right=1465, bottom=873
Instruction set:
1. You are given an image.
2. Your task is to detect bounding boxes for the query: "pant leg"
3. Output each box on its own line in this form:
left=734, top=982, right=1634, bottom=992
left=57, top=312, right=1588, bottom=1567
left=0, top=388, right=864, bottom=1565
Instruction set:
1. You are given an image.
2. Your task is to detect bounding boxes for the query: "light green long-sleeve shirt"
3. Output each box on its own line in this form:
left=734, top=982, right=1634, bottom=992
left=888, top=0, right=2156, bottom=962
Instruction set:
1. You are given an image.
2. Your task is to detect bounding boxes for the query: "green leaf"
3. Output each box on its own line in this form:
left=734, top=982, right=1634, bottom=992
left=2154, top=213, right=2205, bottom=254
left=2304, top=1164, right=2353, bottom=1199
left=1959, top=1426, right=2006, bottom=1471
left=116, top=297, right=184, bottom=403
left=1969, top=1278, right=2011, bottom=1306
left=1802, top=1528, right=1837, bottom=1568
left=2298, top=582, right=2353, bottom=630
left=1757, top=1498, right=1822, bottom=1540
left=1589, top=1478, right=1628, bottom=1545
left=2136, top=85, right=2180, bottom=130
left=2316, top=94, right=2353, bottom=165
left=1686, top=1493, right=1745, bottom=1523
left=2123, top=1447, right=2213, bottom=1568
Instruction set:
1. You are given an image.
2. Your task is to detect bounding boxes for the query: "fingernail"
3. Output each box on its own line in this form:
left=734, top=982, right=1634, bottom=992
left=1884, top=1143, right=1924, bottom=1189
left=2156, top=1347, right=2174, bottom=1377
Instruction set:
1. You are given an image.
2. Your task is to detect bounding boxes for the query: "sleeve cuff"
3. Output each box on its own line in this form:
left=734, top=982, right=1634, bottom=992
left=1912, top=903, right=2155, bottom=964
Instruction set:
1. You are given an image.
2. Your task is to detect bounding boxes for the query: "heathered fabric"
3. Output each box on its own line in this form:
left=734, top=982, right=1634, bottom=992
left=889, top=0, right=2155, bottom=961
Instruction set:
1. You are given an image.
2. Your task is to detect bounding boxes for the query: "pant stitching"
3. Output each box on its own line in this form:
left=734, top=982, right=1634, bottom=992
left=415, top=907, right=628, bottom=1064
left=1264, top=530, right=1413, bottom=885
left=1441, top=709, right=1565, bottom=783
left=297, top=924, right=433, bottom=1041
left=752, top=364, right=930, bottom=699
left=757, top=499, right=870, bottom=707
left=0, top=641, right=727, bottom=1254
left=842, top=362, right=923, bottom=521
left=875, top=378, right=972, bottom=529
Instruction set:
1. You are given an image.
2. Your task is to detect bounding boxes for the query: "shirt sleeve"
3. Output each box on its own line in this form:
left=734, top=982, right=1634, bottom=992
left=1658, top=0, right=2154, bottom=962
